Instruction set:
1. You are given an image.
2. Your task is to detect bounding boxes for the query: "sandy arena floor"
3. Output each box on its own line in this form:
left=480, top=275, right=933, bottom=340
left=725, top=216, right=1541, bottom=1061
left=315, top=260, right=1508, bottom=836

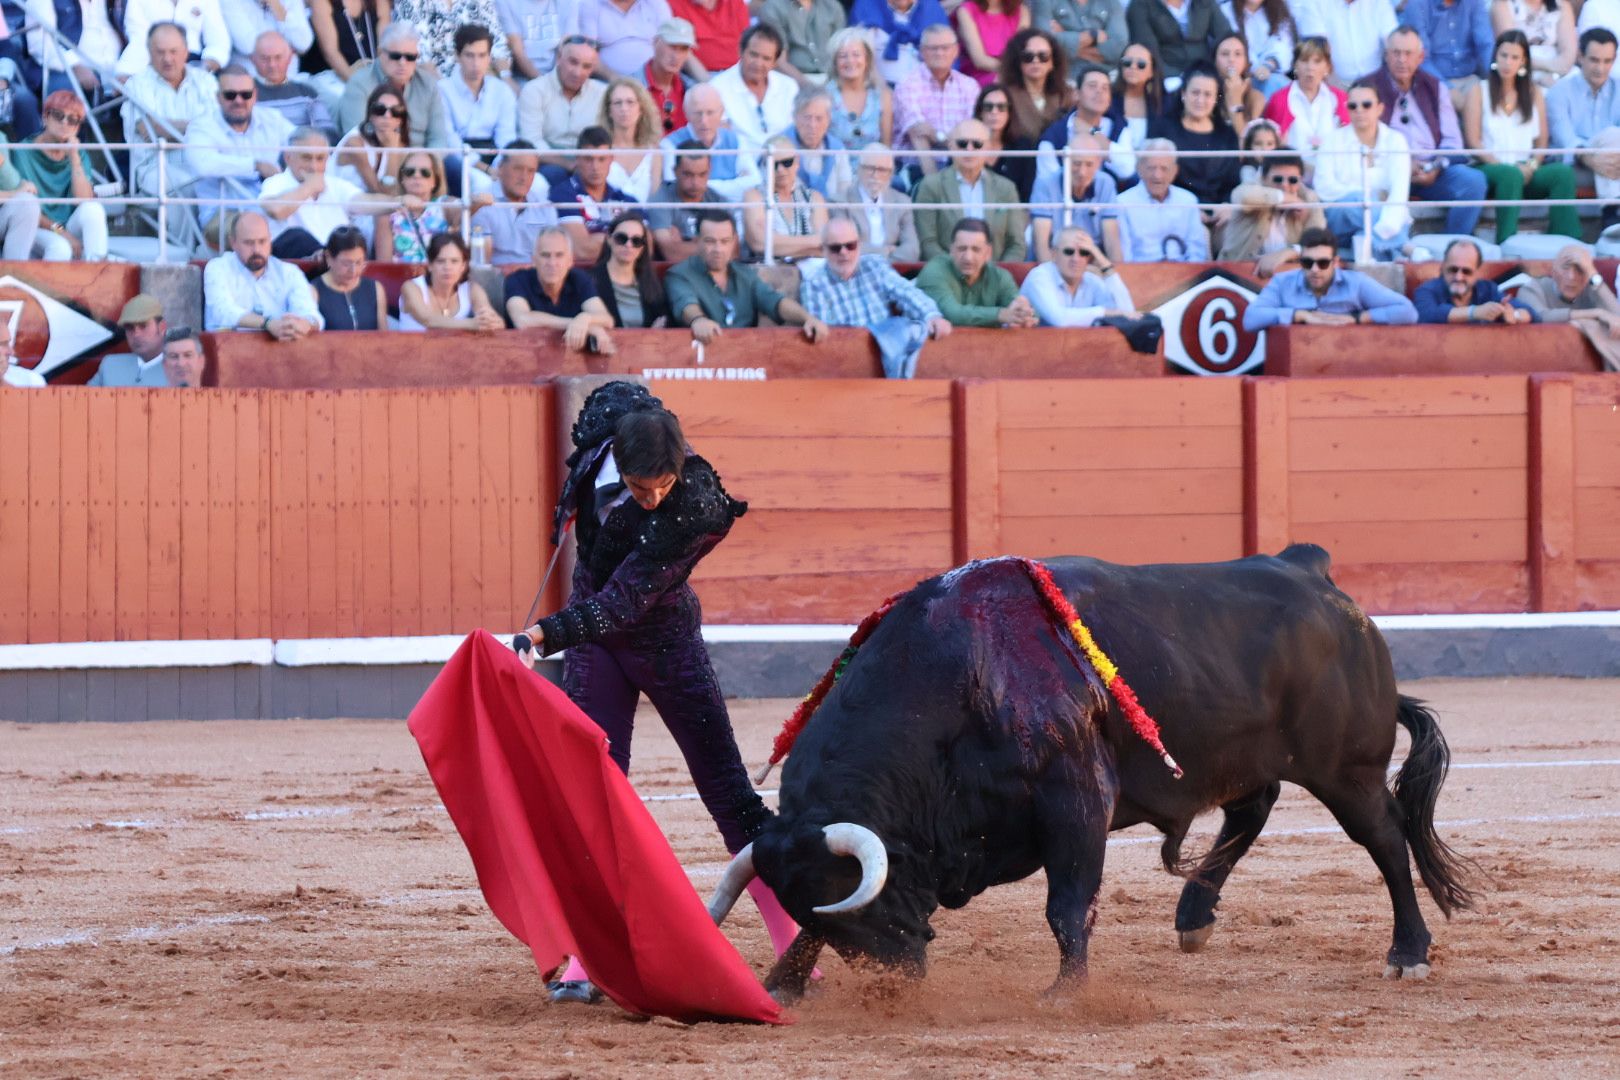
left=3, top=678, right=1619, bottom=1078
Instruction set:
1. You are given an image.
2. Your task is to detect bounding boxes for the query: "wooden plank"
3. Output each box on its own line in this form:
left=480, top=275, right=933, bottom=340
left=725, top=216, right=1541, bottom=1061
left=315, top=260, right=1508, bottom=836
left=0, top=392, right=29, bottom=642
left=1001, top=467, right=1242, bottom=518
left=416, top=392, right=455, bottom=633
left=1330, top=561, right=1529, bottom=615
left=1575, top=559, right=1620, bottom=609
left=695, top=436, right=953, bottom=511
left=691, top=509, right=955, bottom=580
left=1244, top=377, right=1290, bottom=556
left=655, top=381, right=952, bottom=439
left=1573, top=374, right=1620, bottom=406
left=84, top=393, right=119, bottom=640
left=447, top=390, right=484, bottom=632
left=692, top=568, right=935, bottom=624
left=508, top=388, right=547, bottom=627
left=206, top=393, right=238, bottom=638
left=1293, top=519, right=1527, bottom=564
left=1289, top=469, right=1527, bottom=524
left=302, top=392, right=340, bottom=638
left=177, top=393, right=211, bottom=638
left=235, top=393, right=269, bottom=638
left=955, top=379, right=999, bottom=562
left=997, top=379, right=1241, bottom=429
left=1000, top=426, right=1244, bottom=471
left=1530, top=376, right=1577, bottom=611
left=1289, top=415, right=1529, bottom=472
left=1287, top=375, right=1529, bottom=418
left=1575, top=487, right=1620, bottom=560
left=25, top=394, right=61, bottom=642
left=330, top=393, right=365, bottom=636
left=53, top=392, right=90, bottom=643
left=272, top=392, right=311, bottom=640
left=1573, top=403, right=1620, bottom=486
left=998, top=514, right=1246, bottom=564
left=113, top=395, right=150, bottom=640
left=388, top=393, right=423, bottom=631
left=357, top=393, right=394, bottom=635
left=145, top=393, right=183, bottom=640
left=476, top=388, right=513, bottom=630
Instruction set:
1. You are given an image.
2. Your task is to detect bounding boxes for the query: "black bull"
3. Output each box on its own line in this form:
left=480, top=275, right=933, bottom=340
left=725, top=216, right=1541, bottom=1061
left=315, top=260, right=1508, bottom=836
left=709, top=546, right=1476, bottom=999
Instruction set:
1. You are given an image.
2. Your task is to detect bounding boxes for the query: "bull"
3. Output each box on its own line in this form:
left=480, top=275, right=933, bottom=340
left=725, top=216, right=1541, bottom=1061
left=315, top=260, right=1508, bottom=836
left=708, top=546, right=1476, bottom=1000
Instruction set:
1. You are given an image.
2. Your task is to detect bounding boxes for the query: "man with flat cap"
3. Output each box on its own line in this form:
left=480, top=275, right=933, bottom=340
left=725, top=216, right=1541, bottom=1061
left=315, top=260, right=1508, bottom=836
left=90, top=295, right=175, bottom=387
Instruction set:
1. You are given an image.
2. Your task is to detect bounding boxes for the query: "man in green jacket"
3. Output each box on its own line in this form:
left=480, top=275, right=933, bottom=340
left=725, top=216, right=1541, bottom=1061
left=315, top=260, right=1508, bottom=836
left=914, top=218, right=1039, bottom=328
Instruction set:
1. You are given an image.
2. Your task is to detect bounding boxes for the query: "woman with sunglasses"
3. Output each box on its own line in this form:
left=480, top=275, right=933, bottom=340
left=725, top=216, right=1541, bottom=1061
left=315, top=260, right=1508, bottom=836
left=335, top=85, right=414, bottom=195
left=1261, top=36, right=1348, bottom=178
left=398, top=232, right=508, bottom=331
left=597, top=78, right=663, bottom=204
left=387, top=0, right=510, bottom=76
left=1313, top=80, right=1412, bottom=261
left=1463, top=29, right=1580, bottom=244
left=741, top=137, right=829, bottom=262
left=1107, top=43, right=1167, bottom=152
left=592, top=211, right=671, bottom=328
left=312, top=226, right=389, bottom=331
left=955, top=0, right=1030, bottom=88
left=976, top=83, right=1038, bottom=200
left=826, top=28, right=892, bottom=149
left=1148, top=63, right=1242, bottom=219
left=785, top=86, right=854, bottom=199
left=380, top=150, right=480, bottom=263
left=997, top=28, right=1073, bottom=147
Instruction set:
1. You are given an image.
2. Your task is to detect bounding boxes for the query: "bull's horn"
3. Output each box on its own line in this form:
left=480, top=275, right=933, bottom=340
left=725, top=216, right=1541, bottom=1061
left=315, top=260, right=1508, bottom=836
left=813, top=823, right=889, bottom=915
left=707, top=842, right=756, bottom=926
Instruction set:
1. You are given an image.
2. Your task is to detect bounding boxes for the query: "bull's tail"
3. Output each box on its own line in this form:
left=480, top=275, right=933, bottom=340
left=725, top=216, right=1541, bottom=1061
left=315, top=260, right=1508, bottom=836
left=1393, top=695, right=1478, bottom=917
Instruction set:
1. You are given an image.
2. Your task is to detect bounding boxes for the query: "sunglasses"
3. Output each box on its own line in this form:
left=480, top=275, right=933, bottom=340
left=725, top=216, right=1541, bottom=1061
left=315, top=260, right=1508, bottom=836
left=1122, top=57, right=1150, bottom=69
left=1057, top=246, right=1091, bottom=258
left=1443, top=265, right=1476, bottom=275
left=370, top=103, right=407, bottom=118
left=44, top=108, right=85, bottom=123
left=400, top=166, right=434, bottom=179
left=220, top=90, right=254, bottom=101
left=1267, top=174, right=1302, bottom=185
left=824, top=241, right=858, bottom=253
left=1300, top=257, right=1335, bottom=270
left=1346, top=100, right=1379, bottom=111
left=979, top=100, right=1009, bottom=112
left=954, top=138, right=985, bottom=149
left=773, top=157, right=797, bottom=169
left=611, top=231, right=647, bottom=248
left=1021, top=50, right=1052, bottom=63
left=385, top=50, right=418, bottom=62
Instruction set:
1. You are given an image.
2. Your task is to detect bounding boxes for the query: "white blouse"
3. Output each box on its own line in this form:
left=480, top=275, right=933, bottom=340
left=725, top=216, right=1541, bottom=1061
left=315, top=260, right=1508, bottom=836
left=399, top=278, right=472, bottom=332
left=1314, top=123, right=1413, bottom=241
left=1481, top=83, right=1541, bottom=165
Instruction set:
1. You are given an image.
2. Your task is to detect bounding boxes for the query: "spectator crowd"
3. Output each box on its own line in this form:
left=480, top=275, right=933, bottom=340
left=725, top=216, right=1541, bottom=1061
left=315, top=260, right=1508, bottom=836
left=6, top=0, right=1620, bottom=379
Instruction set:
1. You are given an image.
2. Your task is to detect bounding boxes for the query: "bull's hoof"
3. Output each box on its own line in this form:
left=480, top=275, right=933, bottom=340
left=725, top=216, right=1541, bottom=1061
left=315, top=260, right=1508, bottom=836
left=1381, top=961, right=1431, bottom=981
left=546, top=979, right=604, bottom=1005
left=1178, top=925, right=1215, bottom=953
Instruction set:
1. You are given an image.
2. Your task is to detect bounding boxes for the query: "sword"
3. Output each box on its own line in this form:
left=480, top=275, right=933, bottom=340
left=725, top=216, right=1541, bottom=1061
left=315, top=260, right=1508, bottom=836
left=513, top=516, right=573, bottom=656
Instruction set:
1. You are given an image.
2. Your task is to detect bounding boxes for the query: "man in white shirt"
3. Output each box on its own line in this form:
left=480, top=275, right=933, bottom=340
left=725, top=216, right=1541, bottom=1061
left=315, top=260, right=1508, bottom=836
left=518, top=34, right=609, bottom=170
left=656, top=82, right=762, bottom=201
left=24, top=0, right=122, bottom=94
left=708, top=23, right=797, bottom=151
left=442, top=23, right=520, bottom=194
left=203, top=209, right=325, bottom=337
left=89, top=294, right=172, bottom=386
left=578, top=0, right=671, bottom=79
left=186, top=65, right=296, bottom=227
left=259, top=127, right=397, bottom=257
left=1294, top=0, right=1399, bottom=85
left=1116, top=138, right=1210, bottom=261
left=121, top=21, right=220, bottom=196
left=117, top=0, right=232, bottom=77
left=1020, top=224, right=1138, bottom=327
left=220, top=0, right=314, bottom=71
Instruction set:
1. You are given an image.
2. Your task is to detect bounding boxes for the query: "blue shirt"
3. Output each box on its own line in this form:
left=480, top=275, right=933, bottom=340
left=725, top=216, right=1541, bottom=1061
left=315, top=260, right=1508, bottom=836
left=1412, top=276, right=1539, bottom=324
left=1027, top=169, right=1119, bottom=249
left=1407, top=0, right=1493, bottom=81
left=1018, top=261, right=1134, bottom=328
left=548, top=173, right=637, bottom=232
left=439, top=73, right=519, bottom=147
left=1243, top=267, right=1419, bottom=329
left=1546, top=72, right=1620, bottom=155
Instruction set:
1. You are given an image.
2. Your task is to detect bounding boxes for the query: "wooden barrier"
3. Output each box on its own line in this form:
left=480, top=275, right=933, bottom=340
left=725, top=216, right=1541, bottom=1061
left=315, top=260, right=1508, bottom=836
left=1263, top=325, right=1602, bottom=377
left=4, top=374, right=1619, bottom=644
left=203, top=327, right=1164, bottom=387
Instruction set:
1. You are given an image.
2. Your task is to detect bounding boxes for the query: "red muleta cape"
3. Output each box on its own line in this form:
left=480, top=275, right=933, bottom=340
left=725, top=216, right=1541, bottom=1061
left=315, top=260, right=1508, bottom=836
left=407, top=630, right=784, bottom=1024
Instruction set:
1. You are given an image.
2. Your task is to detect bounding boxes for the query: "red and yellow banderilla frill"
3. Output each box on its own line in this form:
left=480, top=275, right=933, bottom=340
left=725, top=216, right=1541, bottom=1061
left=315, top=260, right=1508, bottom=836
left=756, top=558, right=1181, bottom=782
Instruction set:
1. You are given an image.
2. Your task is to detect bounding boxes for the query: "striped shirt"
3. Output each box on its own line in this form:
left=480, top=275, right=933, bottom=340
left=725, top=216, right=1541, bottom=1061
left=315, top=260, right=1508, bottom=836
left=800, top=255, right=941, bottom=327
